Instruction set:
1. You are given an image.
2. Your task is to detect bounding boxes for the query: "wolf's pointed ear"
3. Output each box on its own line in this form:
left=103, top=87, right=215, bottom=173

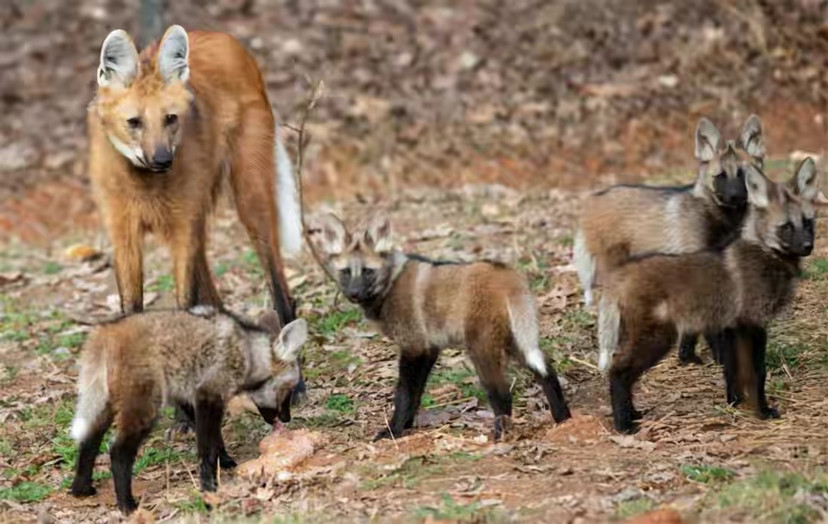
left=98, top=29, right=139, bottom=88
left=745, top=164, right=771, bottom=209
left=792, top=157, right=819, bottom=201
left=695, top=117, right=723, bottom=162
left=739, top=114, right=765, bottom=163
left=274, top=318, right=307, bottom=362
left=365, top=215, right=393, bottom=254
left=257, top=310, right=282, bottom=335
left=315, top=213, right=349, bottom=255
left=158, top=25, right=190, bottom=83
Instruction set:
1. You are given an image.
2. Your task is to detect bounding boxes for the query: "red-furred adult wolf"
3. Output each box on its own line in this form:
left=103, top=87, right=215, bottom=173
left=88, top=25, right=302, bottom=326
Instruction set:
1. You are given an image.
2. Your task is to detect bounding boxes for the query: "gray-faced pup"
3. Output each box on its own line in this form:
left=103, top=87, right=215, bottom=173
left=68, top=308, right=307, bottom=514
left=313, top=214, right=571, bottom=441
left=574, top=115, right=764, bottom=366
left=599, top=159, right=819, bottom=433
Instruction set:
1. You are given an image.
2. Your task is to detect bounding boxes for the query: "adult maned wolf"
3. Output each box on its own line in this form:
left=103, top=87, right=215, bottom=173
left=88, top=25, right=302, bottom=327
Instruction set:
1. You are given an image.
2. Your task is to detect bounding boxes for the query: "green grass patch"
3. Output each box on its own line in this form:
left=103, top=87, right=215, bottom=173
left=428, top=366, right=485, bottom=401
left=325, top=393, right=355, bottom=414
left=0, top=482, right=52, bottom=503
left=134, top=444, right=195, bottom=474
left=615, top=497, right=653, bottom=519
left=805, top=257, right=828, bottom=280
left=314, top=308, right=362, bottom=337
left=766, top=340, right=808, bottom=373
left=42, top=261, right=63, bottom=275
left=214, top=261, right=230, bottom=278
left=414, top=494, right=484, bottom=521
left=681, top=464, right=735, bottom=484
left=175, top=492, right=209, bottom=514
left=712, top=469, right=828, bottom=523
left=147, top=274, right=175, bottom=293
left=362, top=456, right=443, bottom=491
left=329, top=349, right=362, bottom=370
left=295, top=412, right=342, bottom=429
left=241, top=249, right=264, bottom=278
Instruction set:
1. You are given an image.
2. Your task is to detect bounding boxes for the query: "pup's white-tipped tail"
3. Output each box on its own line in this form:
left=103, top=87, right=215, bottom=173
left=508, top=294, right=548, bottom=377
left=597, top=295, right=620, bottom=373
left=573, top=228, right=596, bottom=307
left=276, top=131, right=303, bottom=258
left=70, top=354, right=109, bottom=442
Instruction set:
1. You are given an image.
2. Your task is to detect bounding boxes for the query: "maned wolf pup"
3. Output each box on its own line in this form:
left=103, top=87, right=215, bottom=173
left=575, top=116, right=764, bottom=366
left=313, top=214, right=571, bottom=441
left=599, top=158, right=819, bottom=433
left=68, top=308, right=307, bottom=514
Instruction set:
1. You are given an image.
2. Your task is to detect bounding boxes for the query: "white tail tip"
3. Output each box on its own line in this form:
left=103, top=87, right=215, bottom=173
left=276, top=135, right=303, bottom=258
left=70, top=417, right=90, bottom=442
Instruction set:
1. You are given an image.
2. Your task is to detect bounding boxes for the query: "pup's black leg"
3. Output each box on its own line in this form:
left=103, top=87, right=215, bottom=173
left=532, top=361, right=571, bottom=423
left=746, top=325, right=778, bottom=419
left=111, top=426, right=152, bottom=514
left=194, top=393, right=225, bottom=492
left=70, top=414, right=112, bottom=498
left=374, top=350, right=438, bottom=441
left=678, top=333, right=703, bottom=365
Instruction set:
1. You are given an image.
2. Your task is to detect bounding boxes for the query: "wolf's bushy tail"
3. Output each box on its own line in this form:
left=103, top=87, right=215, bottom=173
left=275, top=129, right=303, bottom=258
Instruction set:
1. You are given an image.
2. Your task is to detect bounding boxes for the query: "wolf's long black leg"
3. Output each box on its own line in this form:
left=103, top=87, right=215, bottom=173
left=678, top=333, right=703, bottom=365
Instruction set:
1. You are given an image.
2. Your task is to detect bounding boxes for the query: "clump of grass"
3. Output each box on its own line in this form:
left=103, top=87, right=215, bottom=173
left=0, top=482, right=52, bottom=503
left=326, top=393, right=355, bottom=414
left=414, top=494, right=484, bottom=521
left=766, top=341, right=808, bottom=373
left=147, top=274, right=175, bottom=293
left=42, top=261, right=62, bottom=275
left=428, top=366, right=485, bottom=401
left=681, top=464, right=735, bottom=484
left=615, top=497, right=654, bottom=519
left=175, top=492, right=209, bottom=514
left=805, top=257, right=828, bottom=280
left=711, top=469, right=828, bottom=523
left=315, top=308, right=362, bottom=337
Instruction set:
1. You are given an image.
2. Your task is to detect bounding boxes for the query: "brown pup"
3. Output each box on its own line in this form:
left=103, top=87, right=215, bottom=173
left=599, top=158, right=819, bottom=433
left=313, top=214, right=571, bottom=441
left=575, top=116, right=764, bottom=366
left=68, top=308, right=307, bottom=514
left=88, top=26, right=301, bottom=326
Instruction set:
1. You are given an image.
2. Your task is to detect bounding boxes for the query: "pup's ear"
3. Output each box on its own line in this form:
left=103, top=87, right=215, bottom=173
left=695, top=117, right=723, bottom=163
left=792, top=157, right=818, bottom=201
left=365, top=215, right=393, bottom=255
left=274, top=318, right=308, bottom=362
left=315, top=213, right=349, bottom=255
left=97, top=29, right=139, bottom=88
left=257, top=310, right=282, bottom=335
left=745, top=164, right=771, bottom=209
left=738, top=114, right=765, bottom=164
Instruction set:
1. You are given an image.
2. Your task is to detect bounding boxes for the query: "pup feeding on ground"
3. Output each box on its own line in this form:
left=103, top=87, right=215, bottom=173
left=575, top=116, right=764, bottom=365
left=313, top=214, right=571, bottom=441
left=68, top=308, right=307, bottom=514
left=599, top=158, right=819, bottom=433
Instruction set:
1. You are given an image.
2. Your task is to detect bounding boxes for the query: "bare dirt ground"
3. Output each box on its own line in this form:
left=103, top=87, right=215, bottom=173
left=2, top=0, right=828, bottom=523
left=2, top=183, right=828, bottom=523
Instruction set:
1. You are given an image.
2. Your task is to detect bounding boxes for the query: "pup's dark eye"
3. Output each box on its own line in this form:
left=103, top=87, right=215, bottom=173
left=736, top=168, right=744, bottom=179
left=165, top=114, right=178, bottom=126
left=127, top=117, right=142, bottom=129
left=341, top=268, right=351, bottom=278
left=362, top=268, right=376, bottom=279
left=804, top=218, right=814, bottom=231
left=781, top=222, right=794, bottom=233
left=715, top=172, right=726, bottom=180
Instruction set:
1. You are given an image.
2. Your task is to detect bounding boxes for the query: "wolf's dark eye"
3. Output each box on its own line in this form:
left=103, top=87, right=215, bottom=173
left=715, top=172, right=726, bottom=180
left=127, top=117, right=142, bottom=129
left=781, top=222, right=794, bottom=234
left=736, top=168, right=744, bottom=179
left=341, top=268, right=351, bottom=278
left=362, top=268, right=376, bottom=280
left=803, top=217, right=814, bottom=231
left=165, top=114, right=178, bottom=126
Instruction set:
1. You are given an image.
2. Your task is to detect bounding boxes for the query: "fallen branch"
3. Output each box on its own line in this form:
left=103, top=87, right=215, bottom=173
left=286, top=80, right=340, bottom=286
